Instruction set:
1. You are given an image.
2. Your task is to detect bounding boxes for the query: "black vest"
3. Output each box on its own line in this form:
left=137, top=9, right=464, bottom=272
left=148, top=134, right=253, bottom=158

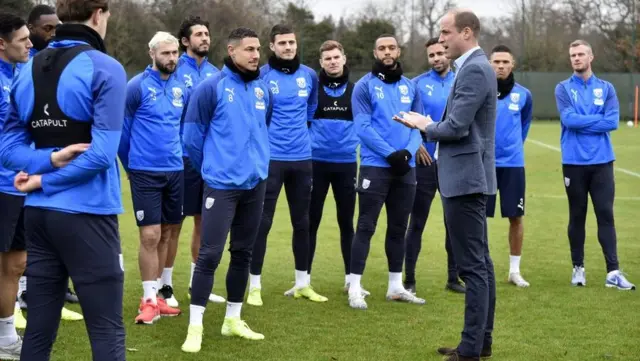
left=29, top=45, right=94, bottom=149
left=313, top=82, right=354, bottom=121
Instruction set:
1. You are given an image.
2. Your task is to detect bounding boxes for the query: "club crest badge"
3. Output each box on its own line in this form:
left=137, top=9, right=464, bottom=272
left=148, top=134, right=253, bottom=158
left=593, top=88, right=604, bottom=105
left=172, top=87, right=183, bottom=107
left=593, top=88, right=603, bottom=98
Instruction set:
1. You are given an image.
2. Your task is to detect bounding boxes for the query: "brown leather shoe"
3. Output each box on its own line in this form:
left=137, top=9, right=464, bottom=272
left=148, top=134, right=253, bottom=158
left=437, top=346, right=492, bottom=359
left=442, top=352, right=480, bottom=361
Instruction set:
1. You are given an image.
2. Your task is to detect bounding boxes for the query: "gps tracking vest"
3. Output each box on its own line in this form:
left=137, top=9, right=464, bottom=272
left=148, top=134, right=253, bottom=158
left=29, top=45, right=94, bottom=149
left=313, top=82, right=354, bottom=121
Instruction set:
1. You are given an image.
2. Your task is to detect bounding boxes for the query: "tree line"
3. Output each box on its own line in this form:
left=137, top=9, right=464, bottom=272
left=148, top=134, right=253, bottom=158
left=5, top=0, right=640, bottom=75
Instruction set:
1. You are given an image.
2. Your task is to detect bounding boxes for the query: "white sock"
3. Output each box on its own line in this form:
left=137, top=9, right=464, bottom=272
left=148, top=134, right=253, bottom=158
left=14, top=301, right=19, bottom=310
left=225, top=302, right=242, bottom=318
left=142, top=281, right=157, bottom=304
left=161, top=268, right=173, bottom=288
left=509, top=255, right=521, bottom=274
left=249, top=274, right=261, bottom=289
left=189, top=262, right=196, bottom=288
left=18, top=276, right=26, bottom=295
left=0, top=316, right=18, bottom=347
left=345, top=274, right=350, bottom=285
left=295, top=270, right=308, bottom=288
left=189, top=305, right=205, bottom=326
left=388, top=272, right=403, bottom=291
left=349, top=274, right=362, bottom=293
left=156, top=277, right=162, bottom=288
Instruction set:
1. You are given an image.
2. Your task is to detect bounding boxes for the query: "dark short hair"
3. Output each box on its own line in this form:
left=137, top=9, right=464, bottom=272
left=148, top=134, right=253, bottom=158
left=425, top=37, right=440, bottom=49
left=0, top=12, right=27, bottom=42
left=56, top=0, right=109, bottom=23
left=177, top=15, right=210, bottom=51
left=376, top=33, right=397, bottom=42
left=228, top=27, right=258, bottom=44
left=270, top=24, right=294, bottom=43
left=27, top=4, right=56, bottom=25
left=491, top=44, right=512, bottom=54
left=453, top=10, right=481, bottom=36
left=374, top=33, right=398, bottom=48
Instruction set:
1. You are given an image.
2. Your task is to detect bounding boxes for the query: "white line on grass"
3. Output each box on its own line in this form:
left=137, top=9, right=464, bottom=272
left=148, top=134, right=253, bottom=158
left=533, top=195, right=640, bottom=201
left=528, top=139, right=640, bottom=179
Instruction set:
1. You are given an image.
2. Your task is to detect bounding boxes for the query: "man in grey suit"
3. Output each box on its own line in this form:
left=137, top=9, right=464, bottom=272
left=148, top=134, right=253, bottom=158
left=394, top=9, right=497, bottom=361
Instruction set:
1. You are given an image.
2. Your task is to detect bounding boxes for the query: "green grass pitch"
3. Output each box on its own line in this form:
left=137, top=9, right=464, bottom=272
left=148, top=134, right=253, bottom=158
left=34, top=122, right=640, bottom=361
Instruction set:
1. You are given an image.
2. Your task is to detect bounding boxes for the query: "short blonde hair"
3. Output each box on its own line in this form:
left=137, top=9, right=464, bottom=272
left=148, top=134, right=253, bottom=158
left=570, top=39, right=591, bottom=49
left=569, top=39, right=593, bottom=55
left=148, top=31, right=179, bottom=50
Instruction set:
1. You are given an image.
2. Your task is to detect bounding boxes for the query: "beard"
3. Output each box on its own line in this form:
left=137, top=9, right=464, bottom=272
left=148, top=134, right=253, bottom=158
left=191, top=45, right=209, bottom=58
left=30, top=34, right=49, bottom=51
left=434, top=64, right=448, bottom=74
left=379, top=57, right=398, bottom=68
left=157, top=61, right=176, bottom=75
left=574, top=66, right=588, bottom=73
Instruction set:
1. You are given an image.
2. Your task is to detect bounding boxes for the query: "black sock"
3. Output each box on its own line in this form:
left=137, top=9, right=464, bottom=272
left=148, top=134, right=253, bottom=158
left=404, top=273, right=416, bottom=285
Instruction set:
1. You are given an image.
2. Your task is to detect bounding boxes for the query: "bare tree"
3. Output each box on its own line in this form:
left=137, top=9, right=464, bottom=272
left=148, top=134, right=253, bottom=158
left=417, top=0, right=456, bottom=39
left=250, top=0, right=287, bottom=29
left=559, top=0, right=595, bottom=37
left=105, top=0, right=164, bottom=72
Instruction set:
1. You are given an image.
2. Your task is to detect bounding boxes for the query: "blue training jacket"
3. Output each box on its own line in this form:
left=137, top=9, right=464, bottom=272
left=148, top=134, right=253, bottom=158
left=351, top=73, right=423, bottom=168
left=412, top=69, right=454, bottom=158
left=495, top=83, right=533, bottom=167
left=0, top=58, right=22, bottom=196
left=309, top=82, right=358, bottom=163
left=554, top=74, right=618, bottom=165
left=118, top=66, right=189, bottom=173
left=175, top=53, right=219, bottom=159
left=182, top=65, right=272, bottom=190
left=0, top=40, right=127, bottom=215
left=260, top=63, right=318, bottom=161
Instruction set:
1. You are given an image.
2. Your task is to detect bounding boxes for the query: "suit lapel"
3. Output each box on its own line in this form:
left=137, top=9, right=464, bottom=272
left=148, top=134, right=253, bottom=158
left=441, top=79, right=456, bottom=120
left=441, top=49, right=483, bottom=120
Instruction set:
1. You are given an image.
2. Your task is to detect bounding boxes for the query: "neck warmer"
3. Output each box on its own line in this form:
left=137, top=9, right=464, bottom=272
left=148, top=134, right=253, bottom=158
left=319, top=65, right=350, bottom=89
left=371, top=59, right=403, bottom=84
left=497, top=72, right=515, bottom=99
left=224, top=56, right=260, bottom=82
left=268, top=54, right=300, bottom=74
left=53, top=23, right=107, bottom=53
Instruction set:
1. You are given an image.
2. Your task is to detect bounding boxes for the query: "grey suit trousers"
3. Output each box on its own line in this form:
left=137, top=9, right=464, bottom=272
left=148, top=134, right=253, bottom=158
left=441, top=193, right=496, bottom=358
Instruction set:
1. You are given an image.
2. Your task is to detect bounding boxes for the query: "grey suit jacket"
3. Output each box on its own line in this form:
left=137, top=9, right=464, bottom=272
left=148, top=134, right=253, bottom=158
left=424, top=49, right=497, bottom=198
